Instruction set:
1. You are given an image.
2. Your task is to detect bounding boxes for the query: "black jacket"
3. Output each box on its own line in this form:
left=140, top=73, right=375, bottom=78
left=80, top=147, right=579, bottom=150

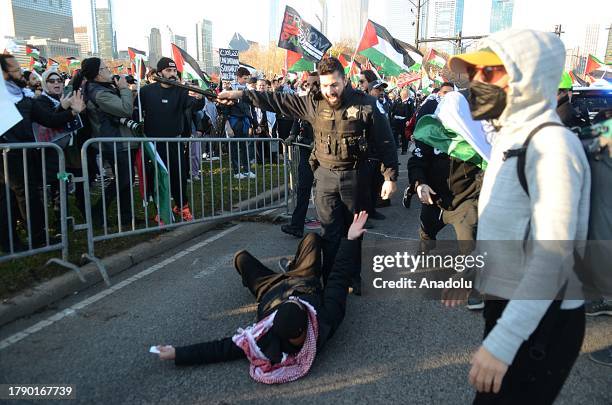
left=2, top=92, right=76, bottom=143
left=174, top=238, right=357, bottom=366
left=416, top=98, right=438, bottom=123
left=391, top=99, right=415, bottom=130
left=407, top=140, right=482, bottom=211
left=242, top=87, right=398, bottom=181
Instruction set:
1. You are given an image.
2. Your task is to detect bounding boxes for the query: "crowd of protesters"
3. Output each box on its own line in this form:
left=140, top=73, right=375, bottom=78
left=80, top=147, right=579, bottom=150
left=2, top=26, right=611, bottom=403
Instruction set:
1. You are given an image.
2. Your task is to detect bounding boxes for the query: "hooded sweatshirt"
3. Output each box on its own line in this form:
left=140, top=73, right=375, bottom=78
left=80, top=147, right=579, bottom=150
left=474, top=30, right=590, bottom=365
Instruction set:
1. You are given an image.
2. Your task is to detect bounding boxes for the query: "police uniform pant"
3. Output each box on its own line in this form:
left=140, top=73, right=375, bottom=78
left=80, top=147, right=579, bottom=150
left=289, top=145, right=314, bottom=230
left=419, top=198, right=478, bottom=255
left=313, top=166, right=360, bottom=285
left=474, top=301, right=584, bottom=405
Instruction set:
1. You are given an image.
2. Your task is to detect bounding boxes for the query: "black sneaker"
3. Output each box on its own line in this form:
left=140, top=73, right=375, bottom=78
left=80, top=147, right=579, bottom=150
left=278, top=257, right=291, bottom=273
left=589, top=345, right=612, bottom=367
left=467, top=291, right=485, bottom=310
left=280, top=224, right=303, bottom=238
left=585, top=300, right=612, bottom=316
left=376, top=199, right=391, bottom=208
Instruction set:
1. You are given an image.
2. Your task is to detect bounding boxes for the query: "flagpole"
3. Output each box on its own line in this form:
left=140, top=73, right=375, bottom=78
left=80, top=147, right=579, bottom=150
left=136, top=57, right=143, bottom=122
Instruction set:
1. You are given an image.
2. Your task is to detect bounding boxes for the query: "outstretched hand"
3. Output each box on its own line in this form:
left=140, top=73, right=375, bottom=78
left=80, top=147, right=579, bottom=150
left=156, top=345, right=176, bottom=360
left=348, top=211, right=368, bottom=240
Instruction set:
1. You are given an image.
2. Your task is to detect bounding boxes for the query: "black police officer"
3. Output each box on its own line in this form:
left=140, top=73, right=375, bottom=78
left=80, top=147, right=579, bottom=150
left=218, top=57, right=399, bottom=294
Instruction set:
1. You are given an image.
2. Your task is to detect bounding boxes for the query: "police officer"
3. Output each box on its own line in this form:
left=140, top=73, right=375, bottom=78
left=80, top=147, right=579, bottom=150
left=218, top=57, right=399, bottom=294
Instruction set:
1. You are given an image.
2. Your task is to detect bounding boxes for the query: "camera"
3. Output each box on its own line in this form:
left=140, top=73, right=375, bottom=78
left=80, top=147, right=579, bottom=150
left=119, top=118, right=144, bottom=135
left=113, top=74, right=136, bottom=85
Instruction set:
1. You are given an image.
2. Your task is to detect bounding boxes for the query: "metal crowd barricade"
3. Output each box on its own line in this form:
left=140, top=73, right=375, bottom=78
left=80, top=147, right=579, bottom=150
left=79, top=137, right=289, bottom=267
left=0, top=142, right=84, bottom=280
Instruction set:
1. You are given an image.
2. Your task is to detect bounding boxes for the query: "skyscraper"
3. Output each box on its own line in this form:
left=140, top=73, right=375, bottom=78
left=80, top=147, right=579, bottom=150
left=578, top=24, right=601, bottom=73
left=269, top=0, right=281, bottom=45
left=317, top=0, right=329, bottom=36
left=339, top=0, right=369, bottom=42
left=196, top=20, right=214, bottom=73
left=1, top=0, right=75, bottom=40
left=490, top=0, right=513, bottom=33
left=148, top=28, right=162, bottom=67
left=606, top=26, right=612, bottom=65
left=96, top=7, right=114, bottom=59
left=426, top=0, right=464, bottom=54
left=74, top=26, right=91, bottom=56
left=173, top=35, right=187, bottom=51
left=367, top=0, right=427, bottom=46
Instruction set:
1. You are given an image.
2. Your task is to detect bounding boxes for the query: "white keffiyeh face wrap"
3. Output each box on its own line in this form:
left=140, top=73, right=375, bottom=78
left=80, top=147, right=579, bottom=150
left=232, top=297, right=319, bottom=384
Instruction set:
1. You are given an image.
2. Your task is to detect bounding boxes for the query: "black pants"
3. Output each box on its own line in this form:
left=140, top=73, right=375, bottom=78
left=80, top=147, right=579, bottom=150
left=234, top=233, right=322, bottom=319
left=357, top=159, right=382, bottom=216
left=91, top=149, right=135, bottom=226
left=156, top=143, right=188, bottom=207
left=289, top=145, right=314, bottom=229
left=474, top=300, right=585, bottom=405
left=0, top=149, right=46, bottom=251
left=313, top=166, right=360, bottom=285
left=419, top=199, right=478, bottom=254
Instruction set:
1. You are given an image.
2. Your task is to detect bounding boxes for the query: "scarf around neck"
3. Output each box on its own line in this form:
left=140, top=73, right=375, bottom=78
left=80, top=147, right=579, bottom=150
left=232, top=297, right=319, bottom=384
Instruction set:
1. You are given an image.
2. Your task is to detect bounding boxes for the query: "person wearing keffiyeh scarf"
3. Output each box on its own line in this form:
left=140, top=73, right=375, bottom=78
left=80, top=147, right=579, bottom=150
left=155, top=211, right=369, bottom=384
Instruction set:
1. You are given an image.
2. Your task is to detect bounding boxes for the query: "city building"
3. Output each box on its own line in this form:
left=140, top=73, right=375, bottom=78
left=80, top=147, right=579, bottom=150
left=117, top=50, right=129, bottom=60
left=196, top=20, right=214, bottom=74
left=317, top=0, right=329, bottom=36
left=490, top=0, right=513, bottom=33
left=229, top=32, right=250, bottom=51
left=606, top=25, right=612, bottom=65
left=339, top=0, right=369, bottom=42
left=367, top=0, right=427, bottom=47
left=173, top=35, right=187, bottom=51
left=27, top=37, right=81, bottom=59
left=425, top=0, right=464, bottom=55
left=0, top=0, right=75, bottom=41
left=74, top=26, right=91, bottom=56
left=148, top=27, right=162, bottom=67
left=96, top=7, right=114, bottom=60
left=269, top=0, right=281, bottom=44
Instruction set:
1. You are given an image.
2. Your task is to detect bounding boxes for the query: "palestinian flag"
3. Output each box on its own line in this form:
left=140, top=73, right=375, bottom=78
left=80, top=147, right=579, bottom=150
left=425, top=49, right=447, bottom=69
left=47, top=58, right=60, bottom=68
left=66, top=57, right=80, bottom=69
left=585, top=54, right=603, bottom=75
left=286, top=49, right=315, bottom=72
left=338, top=53, right=351, bottom=74
left=357, top=20, right=423, bottom=77
left=128, top=47, right=147, bottom=80
left=570, top=70, right=589, bottom=86
left=26, top=45, right=40, bottom=60
left=171, top=43, right=211, bottom=89
left=414, top=116, right=488, bottom=170
left=135, top=142, right=173, bottom=225
left=397, top=71, right=421, bottom=87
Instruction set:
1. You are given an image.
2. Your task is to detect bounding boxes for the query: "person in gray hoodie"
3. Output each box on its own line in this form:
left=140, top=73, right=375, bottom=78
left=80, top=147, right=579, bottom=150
left=446, top=30, right=591, bottom=404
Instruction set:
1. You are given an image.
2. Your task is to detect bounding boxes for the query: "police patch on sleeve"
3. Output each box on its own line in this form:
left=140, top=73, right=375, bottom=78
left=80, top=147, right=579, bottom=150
left=376, top=100, right=386, bottom=115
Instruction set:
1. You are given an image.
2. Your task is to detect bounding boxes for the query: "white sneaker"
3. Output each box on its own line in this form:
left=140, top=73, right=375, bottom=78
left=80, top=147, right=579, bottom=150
left=234, top=173, right=246, bottom=180
left=246, top=171, right=256, bottom=179
left=202, top=153, right=210, bottom=160
left=210, top=155, right=220, bottom=161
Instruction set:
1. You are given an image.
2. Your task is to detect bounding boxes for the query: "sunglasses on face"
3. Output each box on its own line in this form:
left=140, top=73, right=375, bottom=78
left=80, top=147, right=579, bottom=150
left=46, top=78, right=62, bottom=84
left=467, top=65, right=505, bottom=82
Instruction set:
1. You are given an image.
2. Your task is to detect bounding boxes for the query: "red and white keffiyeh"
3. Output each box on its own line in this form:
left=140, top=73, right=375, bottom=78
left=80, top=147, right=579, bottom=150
left=232, top=297, right=319, bottom=384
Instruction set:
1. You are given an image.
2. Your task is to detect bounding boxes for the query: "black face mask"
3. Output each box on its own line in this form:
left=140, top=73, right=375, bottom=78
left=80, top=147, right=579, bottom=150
left=468, top=81, right=507, bottom=120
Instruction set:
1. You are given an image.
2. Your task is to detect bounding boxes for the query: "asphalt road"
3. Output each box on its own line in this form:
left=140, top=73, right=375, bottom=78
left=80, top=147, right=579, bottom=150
left=1, top=154, right=610, bottom=405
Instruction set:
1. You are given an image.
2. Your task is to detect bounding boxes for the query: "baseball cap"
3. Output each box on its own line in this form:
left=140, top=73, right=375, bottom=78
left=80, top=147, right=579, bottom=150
left=368, top=80, right=388, bottom=91
left=448, top=48, right=503, bottom=74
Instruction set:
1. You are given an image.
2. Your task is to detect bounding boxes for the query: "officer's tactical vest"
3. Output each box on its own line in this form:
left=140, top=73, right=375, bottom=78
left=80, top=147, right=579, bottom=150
left=312, top=91, right=371, bottom=170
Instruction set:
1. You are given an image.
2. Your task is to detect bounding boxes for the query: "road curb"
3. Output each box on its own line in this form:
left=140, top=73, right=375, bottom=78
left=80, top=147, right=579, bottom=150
left=0, top=218, right=229, bottom=328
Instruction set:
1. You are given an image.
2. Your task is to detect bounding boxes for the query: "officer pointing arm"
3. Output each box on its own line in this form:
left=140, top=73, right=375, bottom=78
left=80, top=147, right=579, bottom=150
left=218, top=64, right=398, bottom=200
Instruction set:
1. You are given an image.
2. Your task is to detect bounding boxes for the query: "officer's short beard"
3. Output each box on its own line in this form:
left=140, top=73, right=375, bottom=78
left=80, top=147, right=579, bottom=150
left=324, top=92, right=342, bottom=109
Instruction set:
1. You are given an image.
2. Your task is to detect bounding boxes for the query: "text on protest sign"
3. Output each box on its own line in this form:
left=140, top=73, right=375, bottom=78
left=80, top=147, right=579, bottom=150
left=219, top=49, right=240, bottom=81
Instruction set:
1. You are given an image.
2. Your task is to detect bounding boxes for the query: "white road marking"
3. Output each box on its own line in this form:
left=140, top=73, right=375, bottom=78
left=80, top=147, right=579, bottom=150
left=0, top=224, right=242, bottom=351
